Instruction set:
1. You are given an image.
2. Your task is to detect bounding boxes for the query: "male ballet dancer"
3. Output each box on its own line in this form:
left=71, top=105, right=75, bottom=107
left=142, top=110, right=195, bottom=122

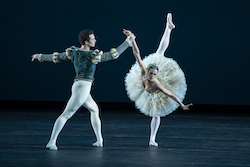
left=32, top=29, right=132, bottom=150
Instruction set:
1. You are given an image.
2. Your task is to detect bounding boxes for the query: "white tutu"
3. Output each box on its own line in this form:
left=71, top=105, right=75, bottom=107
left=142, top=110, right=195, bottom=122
left=125, top=53, right=187, bottom=117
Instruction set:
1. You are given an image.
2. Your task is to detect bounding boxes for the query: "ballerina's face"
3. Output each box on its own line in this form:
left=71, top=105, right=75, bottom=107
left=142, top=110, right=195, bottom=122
left=147, top=68, right=158, bottom=81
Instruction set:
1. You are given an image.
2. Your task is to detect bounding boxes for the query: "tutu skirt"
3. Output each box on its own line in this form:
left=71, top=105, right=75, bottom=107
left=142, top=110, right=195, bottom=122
left=125, top=53, right=187, bottom=117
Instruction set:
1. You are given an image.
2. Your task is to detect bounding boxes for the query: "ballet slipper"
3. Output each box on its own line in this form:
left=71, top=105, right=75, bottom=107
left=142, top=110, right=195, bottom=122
left=167, top=13, right=175, bottom=29
left=92, top=141, right=103, bottom=147
left=149, top=140, right=159, bottom=147
left=46, top=142, right=58, bottom=151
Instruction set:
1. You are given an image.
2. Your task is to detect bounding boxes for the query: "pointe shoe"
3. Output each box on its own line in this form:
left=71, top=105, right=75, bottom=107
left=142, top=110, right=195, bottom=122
left=46, top=142, right=58, bottom=151
left=92, top=141, right=103, bottom=147
left=167, top=13, right=175, bottom=29
left=149, top=140, right=159, bottom=147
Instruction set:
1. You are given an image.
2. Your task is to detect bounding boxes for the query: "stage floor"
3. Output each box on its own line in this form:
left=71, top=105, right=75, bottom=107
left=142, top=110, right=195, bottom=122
left=0, top=108, right=250, bottom=167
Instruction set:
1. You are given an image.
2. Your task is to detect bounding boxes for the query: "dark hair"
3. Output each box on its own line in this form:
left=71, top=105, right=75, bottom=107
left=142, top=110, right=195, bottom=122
left=78, top=30, right=94, bottom=45
left=146, top=63, right=159, bottom=71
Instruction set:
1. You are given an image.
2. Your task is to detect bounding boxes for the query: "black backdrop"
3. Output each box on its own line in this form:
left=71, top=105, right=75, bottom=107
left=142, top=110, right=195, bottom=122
left=0, top=0, right=249, bottom=105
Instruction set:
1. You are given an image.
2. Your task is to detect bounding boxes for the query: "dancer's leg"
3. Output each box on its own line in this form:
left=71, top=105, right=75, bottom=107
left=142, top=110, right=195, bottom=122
left=46, top=81, right=92, bottom=150
left=83, top=95, right=103, bottom=147
left=149, top=116, right=161, bottom=146
left=155, top=13, right=175, bottom=56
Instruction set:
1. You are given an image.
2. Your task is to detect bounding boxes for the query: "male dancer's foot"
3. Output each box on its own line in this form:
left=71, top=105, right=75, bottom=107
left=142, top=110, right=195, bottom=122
left=149, top=140, right=159, bottom=147
left=92, top=140, right=103, bottom=147
left=46, top=142, right=58, bottom=151
left=167, top=13, right=175, bottom=29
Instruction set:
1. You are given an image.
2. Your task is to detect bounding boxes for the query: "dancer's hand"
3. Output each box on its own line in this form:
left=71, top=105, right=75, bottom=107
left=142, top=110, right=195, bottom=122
left=181, top=103, right=193, bottom=110
left=31, top=53, right=40, bottom=61
left=123, top=29, right=132, bottom=36
left=123, top=29, right=136, bottom=42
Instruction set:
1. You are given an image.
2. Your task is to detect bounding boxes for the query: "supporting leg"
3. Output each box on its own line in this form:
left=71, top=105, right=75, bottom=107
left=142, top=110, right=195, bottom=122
left=149, top=117, right=161, bottom=146
left=46, top=81, right=92, bottom=150
left=83, top=95, right=103, bottom=147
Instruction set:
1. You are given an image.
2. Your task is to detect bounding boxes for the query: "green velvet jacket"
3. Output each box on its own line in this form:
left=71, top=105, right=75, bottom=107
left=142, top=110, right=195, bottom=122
left=38, top=39, right=131, bottom=82
left=68, top=47, right=97, bottom=81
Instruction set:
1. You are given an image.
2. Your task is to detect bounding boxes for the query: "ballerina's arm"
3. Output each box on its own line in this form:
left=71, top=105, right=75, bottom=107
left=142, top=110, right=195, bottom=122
left=153, top=78, right=193, bottom=110
left=122, top=29, right=147, bottom=75
left=131, top=38, right=147, bottom=75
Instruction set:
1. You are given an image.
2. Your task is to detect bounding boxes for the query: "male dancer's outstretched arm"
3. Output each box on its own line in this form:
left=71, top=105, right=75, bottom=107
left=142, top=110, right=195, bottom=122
left=100, top=34, right=132, bottom=62
left=31, top=52, right=69, bottom=63
left=32, top=35, right=132, bottom=64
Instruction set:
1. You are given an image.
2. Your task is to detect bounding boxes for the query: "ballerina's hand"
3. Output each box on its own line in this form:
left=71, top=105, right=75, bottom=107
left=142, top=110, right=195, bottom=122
left=182, top=103, right=193, bottom=110
left=123, top=29, right=136, bottom=42
left=122, top=29, right=132, bottom=36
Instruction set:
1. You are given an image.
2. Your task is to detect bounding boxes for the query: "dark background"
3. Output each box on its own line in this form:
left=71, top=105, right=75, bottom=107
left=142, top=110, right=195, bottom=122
left=0, top=0, right=249, bottom=105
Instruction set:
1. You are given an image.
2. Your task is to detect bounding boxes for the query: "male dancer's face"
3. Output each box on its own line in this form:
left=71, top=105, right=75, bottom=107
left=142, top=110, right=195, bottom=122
left=86, top=34, right=97, bottom=47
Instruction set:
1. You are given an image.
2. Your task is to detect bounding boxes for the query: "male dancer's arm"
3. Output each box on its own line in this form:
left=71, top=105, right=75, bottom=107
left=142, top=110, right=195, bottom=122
left=100, top=37, right=132, bottom=62
left=31, top=52, right=69, bottom=63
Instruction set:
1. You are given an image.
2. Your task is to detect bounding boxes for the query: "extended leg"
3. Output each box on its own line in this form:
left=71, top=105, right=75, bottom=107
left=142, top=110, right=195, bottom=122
left=83, top=95, right=103, bottom=147
left=46, top=81, right=92, bottom=150
left=149, top=116, right=161, bottom=146
left=155, top=13, right=175, bottom=56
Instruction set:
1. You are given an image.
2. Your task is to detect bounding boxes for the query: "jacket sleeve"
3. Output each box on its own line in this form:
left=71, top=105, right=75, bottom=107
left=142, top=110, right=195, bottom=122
left=100, top=38, right=132, bottom=62
left=38, top=52, right=70, bottom=63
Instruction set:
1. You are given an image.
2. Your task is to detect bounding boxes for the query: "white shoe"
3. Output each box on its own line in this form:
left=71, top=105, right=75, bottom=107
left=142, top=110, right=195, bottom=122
left=149, top=140, right=159, bottom=147
left=92, top=141, right=103, bottom=147
left=167, top=13, right=175, bottom=29
left=46, top=142, right=58, bottom=151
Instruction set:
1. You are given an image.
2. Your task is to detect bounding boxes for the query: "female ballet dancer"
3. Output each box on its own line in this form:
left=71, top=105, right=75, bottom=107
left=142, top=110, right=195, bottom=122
left=124, top=13, right=192, bottom=146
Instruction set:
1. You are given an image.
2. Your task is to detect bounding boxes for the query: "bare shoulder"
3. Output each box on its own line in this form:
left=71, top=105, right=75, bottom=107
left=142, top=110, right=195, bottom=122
left=152, top=78, right=161, bottom=86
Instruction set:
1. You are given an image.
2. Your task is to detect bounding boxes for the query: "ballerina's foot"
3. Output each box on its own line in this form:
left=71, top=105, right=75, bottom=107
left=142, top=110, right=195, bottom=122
left=92, top=141, right=103, bottom=147
left=149, top=140, right=159, bottom=147
left=46, top=142, right=58, bottom=151
left=167, top=13, right=175, bottom=29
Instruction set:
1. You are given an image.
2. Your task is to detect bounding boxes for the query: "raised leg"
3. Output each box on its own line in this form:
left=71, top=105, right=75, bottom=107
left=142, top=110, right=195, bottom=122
left=149, top=116, right=161, bottom=146
left=46, top=80, right=92, bottom=150
left=155, top=13, right=175, bottom=56
left=83, top=95, right=103, bottom=147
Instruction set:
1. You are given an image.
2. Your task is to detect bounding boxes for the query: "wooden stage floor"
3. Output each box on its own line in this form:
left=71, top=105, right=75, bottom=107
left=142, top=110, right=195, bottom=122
left=0, top=105, right=250, bottom=167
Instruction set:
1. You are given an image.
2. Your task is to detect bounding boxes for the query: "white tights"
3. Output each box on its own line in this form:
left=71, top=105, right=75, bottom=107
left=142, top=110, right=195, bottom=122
left=155, top=13, right=175, bottom=56
left=149, top=14, right=175, bottom=147
left=46, top=80, right=103, bottom=150
left=149, top=117, right=161, bottom=146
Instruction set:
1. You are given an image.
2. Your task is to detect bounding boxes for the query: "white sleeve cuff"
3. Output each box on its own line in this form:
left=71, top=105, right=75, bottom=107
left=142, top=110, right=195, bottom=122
left=110, top=48, right=119, bottom=59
